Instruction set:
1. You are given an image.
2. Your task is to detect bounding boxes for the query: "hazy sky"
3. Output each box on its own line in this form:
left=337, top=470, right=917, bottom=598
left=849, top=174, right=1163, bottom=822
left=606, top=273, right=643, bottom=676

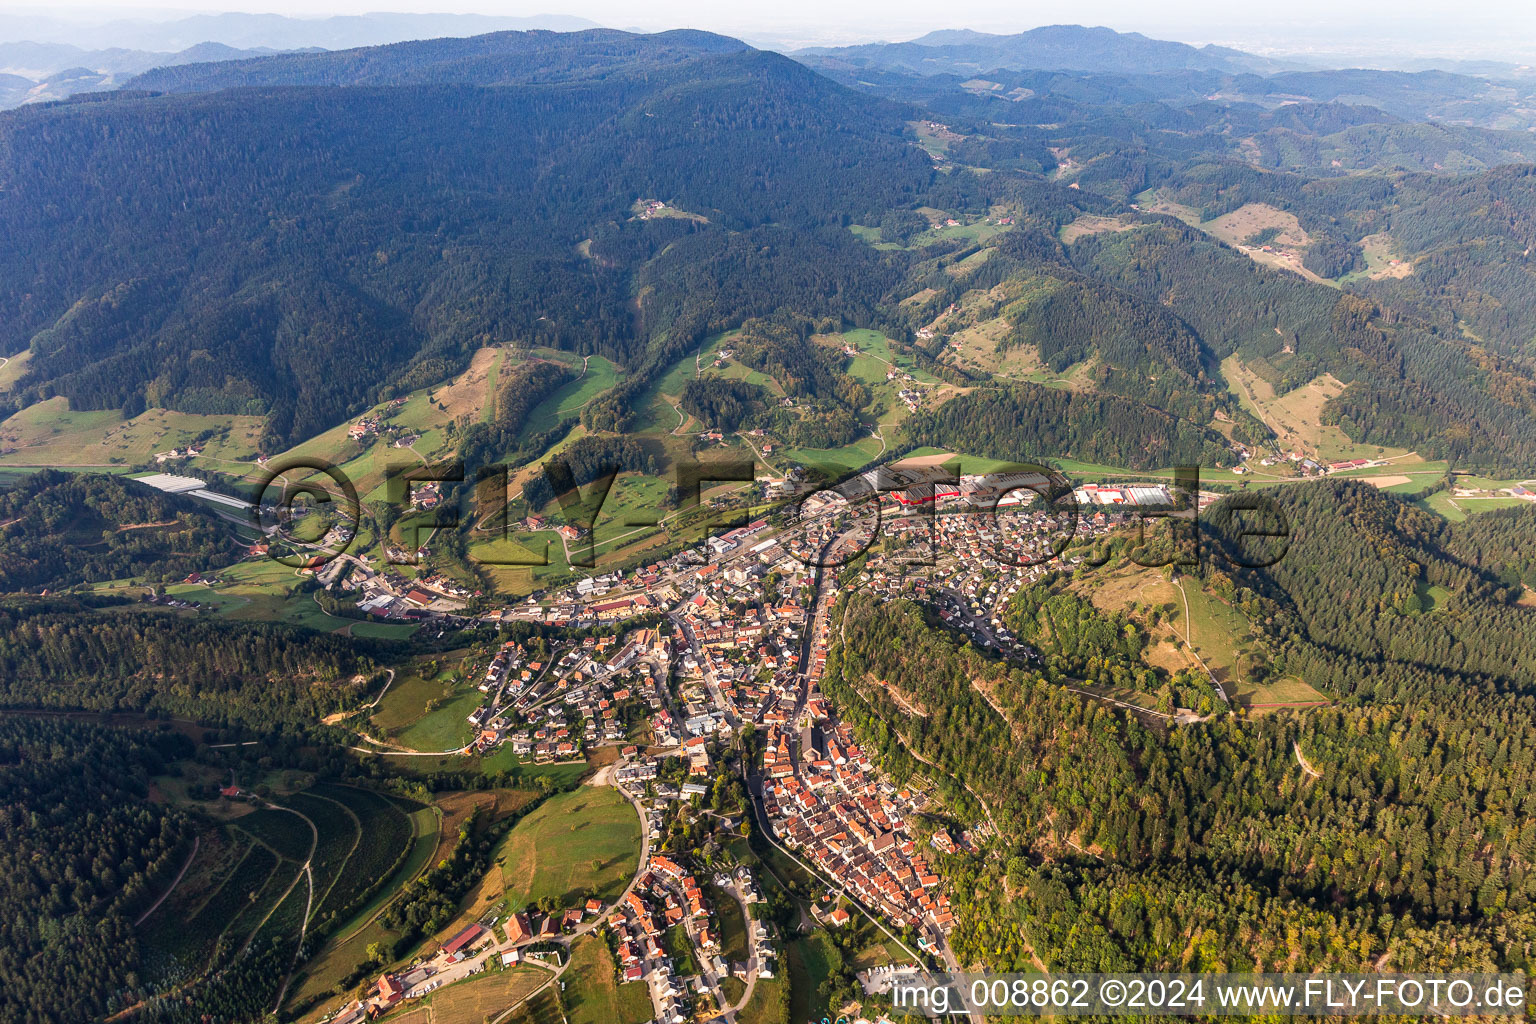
left=10, top=0, right=1536, bottom=59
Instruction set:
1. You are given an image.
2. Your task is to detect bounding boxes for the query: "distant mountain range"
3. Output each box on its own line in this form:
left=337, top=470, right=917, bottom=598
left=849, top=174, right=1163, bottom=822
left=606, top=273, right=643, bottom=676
left=796, top=24, right=1305, bottom=76
left=0, top=12, right=601, bottom=52
left=0, top=41, right=313, bottom=108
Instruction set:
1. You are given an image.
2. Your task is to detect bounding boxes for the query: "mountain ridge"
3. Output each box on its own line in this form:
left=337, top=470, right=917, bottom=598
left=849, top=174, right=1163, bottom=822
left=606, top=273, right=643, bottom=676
left=0, top=11, right=602, bottom=52
left=796, top=23, right=1301, bottom=75
left=126, top=27, right=752, bottom=92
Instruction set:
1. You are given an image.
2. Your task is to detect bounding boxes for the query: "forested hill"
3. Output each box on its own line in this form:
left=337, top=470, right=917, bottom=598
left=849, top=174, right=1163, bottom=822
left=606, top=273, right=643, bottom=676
left=1210, top=479, right=1536, bottom=700
left=0, top=42, right=929, bottom=447
left=822, top=478, right=1536, bottom=976
left=0, top=471, right=233, bottom=591
left=127, top=27, right=749, bottom=92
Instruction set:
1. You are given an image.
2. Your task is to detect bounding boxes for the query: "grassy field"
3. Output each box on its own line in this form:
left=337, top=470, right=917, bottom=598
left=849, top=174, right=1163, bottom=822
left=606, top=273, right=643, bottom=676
left=1420, top=583, right=1452, bottom=611
left=663, top=923, right=700, bottom=975
left=827, top=328, right=942, bottom=385
left=1071, top=565, right=1326, bottom=709
left=151, top=553, right=418, bottom=638
left=1178, top=583, right=1247, bottom=677
left=523, top=355, right=622, bottom=436
left=1223, top=358, right=1345, bottom=456
left=713, top=886, right=750, bottom=962
left=498, top=786, right=641, bottom=912
left=1229, top=674, right=1328, bottom=708
left=371, top=661, right=468, bottom=733
left=420, top=965, right=548, bottom=1024
left=351, top=620, right=421, bottom=639
left=1221, top=356, right=1422, bottom=466
left=1178, top=582, right=1327, bottom=708
left=0, top=399, right=264, bottom=468
left=289, top=795, right=527, bottom=1022
left=468, top=531, right=578, bottom=599
left=394, top=686, right=481, bottom=752
left=737, top=973, right=789, bottom=1024
left=940, top=314, right=1054, bottom=381
left=561, top=934, right=653, bottom=1024
left=787, top=932, right=841, bottom=1024
left=628, top=333, right=737, bottom=436
left=779, top=436, right=883, bottom=476
left=1059, top=213, right=1139, bottom=244
left=0, top=349, right=31, bottom=392
left=249, top=347, right=512, bottom=504
left=1200, top=203, right=1309, bottom=249
left=1342, top=232, right=1415, bottom=283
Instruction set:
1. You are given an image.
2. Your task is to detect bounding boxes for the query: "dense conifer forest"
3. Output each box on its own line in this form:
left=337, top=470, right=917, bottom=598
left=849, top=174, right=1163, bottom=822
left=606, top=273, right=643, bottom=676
left=0, top=597, right=374, bottom=725
left=827, top=483, right=1536, bottom=974
left=0, top=718, right=196, bottom=1024
left=0, top=471, right=233, bottom=590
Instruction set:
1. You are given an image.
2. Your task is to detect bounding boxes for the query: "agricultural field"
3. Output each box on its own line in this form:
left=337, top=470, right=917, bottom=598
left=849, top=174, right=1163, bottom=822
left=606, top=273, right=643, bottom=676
left=434, top=347, right=505, bottom=424
left=307, top=785, right=416, bottom=924
left=846, top=223, right=898, bottom=249
left=1175, top=583, right=1246, bottom=679
left=522, top=355, right=622, bottom=436
left=371, top=659, right=468, bottom=733
left=561, top=935, right=653, bottom=1024
left=1343, top=233, right=1415, bottom=282
left=851, top=209, right=1008, bottom=249
left=498, top=786, right=642, bottom=912
left=138, top=833, right=285, bottom=977
left=503, top=988, right=564, bottom=1024
left=1199, top=203, right=1309, bottom=250
left=236, top=805, right=316, bottom=862
left=0, top=398, right=264, bottom=468
left=412, top=965, right=549, bottom=1024
left=712, top=351, right=787, bottom=396
left=843, top=917, right=904, bottom=970
left=1058, top=213, right=1139, bottom=244
left=921, top=217, right=1009, bottom=247
left=284, top=799, right=450, bottom=1020
left=393, top=685, right=482, bottom=752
